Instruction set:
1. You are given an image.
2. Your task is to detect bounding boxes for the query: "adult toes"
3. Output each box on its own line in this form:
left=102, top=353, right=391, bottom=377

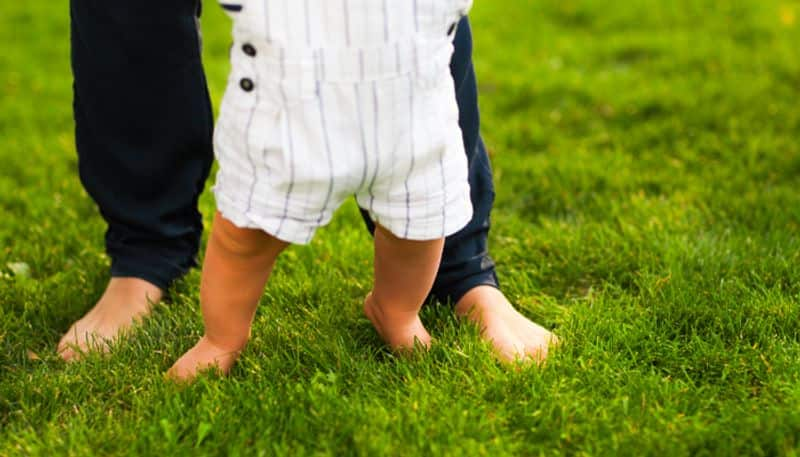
left=490, top=334, right=528, bottom=364
left=57, top=328, right=79, bottom=360
left=523, top=344, right=547, bottom=364
left=58, top=344, right=79, bottom=362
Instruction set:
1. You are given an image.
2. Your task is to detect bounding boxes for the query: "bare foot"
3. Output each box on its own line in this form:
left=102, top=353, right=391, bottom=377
left=455, top=286, right=558, bottom=364
left=364, top=292, right=432, bottom=352
left=167, top=336, right=243, bottom=382
left=57, top=277, right=163, bottom=361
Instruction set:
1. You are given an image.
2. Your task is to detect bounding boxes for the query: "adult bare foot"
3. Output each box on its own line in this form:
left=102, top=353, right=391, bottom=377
left=57, top=277, right=163, bottom=361
left=167, top=336, right=242, bottom=382
left=455, top=286, right=557, bottom=364
left=364, top=292, right=432, bottom=352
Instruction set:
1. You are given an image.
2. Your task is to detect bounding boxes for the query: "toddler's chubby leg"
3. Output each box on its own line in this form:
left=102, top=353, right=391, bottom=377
left=364, top=225, right=444, bottom=352
left=168, top=212, right=288, bottom=381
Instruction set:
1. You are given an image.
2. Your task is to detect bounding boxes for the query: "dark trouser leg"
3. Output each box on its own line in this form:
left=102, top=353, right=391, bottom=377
left=361, top=17, right=499, bottom=304
left=71, top=0, right=214, bottom=290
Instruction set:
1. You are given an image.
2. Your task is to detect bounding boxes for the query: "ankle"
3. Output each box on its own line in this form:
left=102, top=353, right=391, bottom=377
left=455, top=286, right=512, bottom=319
left=201, top=334, right=249, bottom=354
left=365, top=293, right=420, bottom=324
left=104, top=277, right=164, bottom=307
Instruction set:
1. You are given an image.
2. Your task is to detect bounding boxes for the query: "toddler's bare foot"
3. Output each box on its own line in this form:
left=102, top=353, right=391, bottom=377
left=58, top=277, right=163, bottom=361
left=167, top=336, right=243, bottom=382
left=364, top=292, right=431, bottom=352
left=456, top=286, right=558, bottom=364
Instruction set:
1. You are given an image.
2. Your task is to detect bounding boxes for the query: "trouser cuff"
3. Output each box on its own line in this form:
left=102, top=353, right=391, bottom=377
left=430, top=267, right=500, bottom=306
left=108, top=252, right=195, bottom=291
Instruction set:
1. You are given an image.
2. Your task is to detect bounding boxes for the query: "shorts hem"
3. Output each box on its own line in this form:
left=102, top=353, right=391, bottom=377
left=369, top=191, right=474, bottom=242
left=214, top=190, right=316, bottom=245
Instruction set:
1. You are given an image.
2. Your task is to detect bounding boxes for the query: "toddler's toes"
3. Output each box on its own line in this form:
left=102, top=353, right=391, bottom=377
left=167, top=337, right=242, bottom=382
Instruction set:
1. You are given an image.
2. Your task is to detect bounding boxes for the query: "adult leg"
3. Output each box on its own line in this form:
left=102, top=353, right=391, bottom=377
left=360, top=18, right=556, bottom=363
left=59, top=0, right=214, bottom=360
left=441, top=18, right=557, bottom=363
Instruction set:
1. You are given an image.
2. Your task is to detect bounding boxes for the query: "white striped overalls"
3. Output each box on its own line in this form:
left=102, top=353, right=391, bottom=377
left=213, top=0, right=474, bottom=243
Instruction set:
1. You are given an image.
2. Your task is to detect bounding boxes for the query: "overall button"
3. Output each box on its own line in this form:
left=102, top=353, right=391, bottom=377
left=240, top=78, right=254, bottom=92
left=242, top=43, right=257, bottom=57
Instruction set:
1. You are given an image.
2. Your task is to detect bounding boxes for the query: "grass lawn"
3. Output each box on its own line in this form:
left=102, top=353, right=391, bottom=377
left=2, top=0, right=800, bottom=455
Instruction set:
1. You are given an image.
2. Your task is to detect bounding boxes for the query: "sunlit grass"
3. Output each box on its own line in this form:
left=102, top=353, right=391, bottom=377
left=1, top=0, right=799, bottom=455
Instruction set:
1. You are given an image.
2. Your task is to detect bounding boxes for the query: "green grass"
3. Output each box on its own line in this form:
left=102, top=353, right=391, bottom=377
left=2, top=0, right=800, bottom=455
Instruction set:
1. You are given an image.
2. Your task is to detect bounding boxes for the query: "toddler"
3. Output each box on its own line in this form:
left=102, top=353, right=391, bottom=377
left=170, top=0, right=474, bottom=380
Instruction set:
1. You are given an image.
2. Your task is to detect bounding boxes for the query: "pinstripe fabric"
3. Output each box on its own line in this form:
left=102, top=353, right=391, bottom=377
left=403, top=74, right=416, bottom=238
left=382, top=0, right=389, bottom=43
left=275, top=90, right=295, bottom=237
left=213, top=0, right=473, bottom=244
left=262, top=0, right=270, bottom=41
left=367, top=81, right=380, bottom=214
left=303, top=0, right=312, bottom=45
left=354, top=84, right=369, bottom=192
left=315, top=82, right=336, bottom=227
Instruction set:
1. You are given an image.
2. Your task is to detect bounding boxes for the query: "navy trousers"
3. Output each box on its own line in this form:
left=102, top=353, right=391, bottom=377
left=70, top=0, right=498, bottom=305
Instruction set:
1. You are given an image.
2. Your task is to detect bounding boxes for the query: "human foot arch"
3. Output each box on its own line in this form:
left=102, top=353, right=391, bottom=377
left=57, top=277, right=163, bottom=361
left=455, top=286, right=558, bottom=365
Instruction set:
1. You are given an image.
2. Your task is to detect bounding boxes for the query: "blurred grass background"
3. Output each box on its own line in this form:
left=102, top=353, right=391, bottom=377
left=1, top=0, right=800, bottom=455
